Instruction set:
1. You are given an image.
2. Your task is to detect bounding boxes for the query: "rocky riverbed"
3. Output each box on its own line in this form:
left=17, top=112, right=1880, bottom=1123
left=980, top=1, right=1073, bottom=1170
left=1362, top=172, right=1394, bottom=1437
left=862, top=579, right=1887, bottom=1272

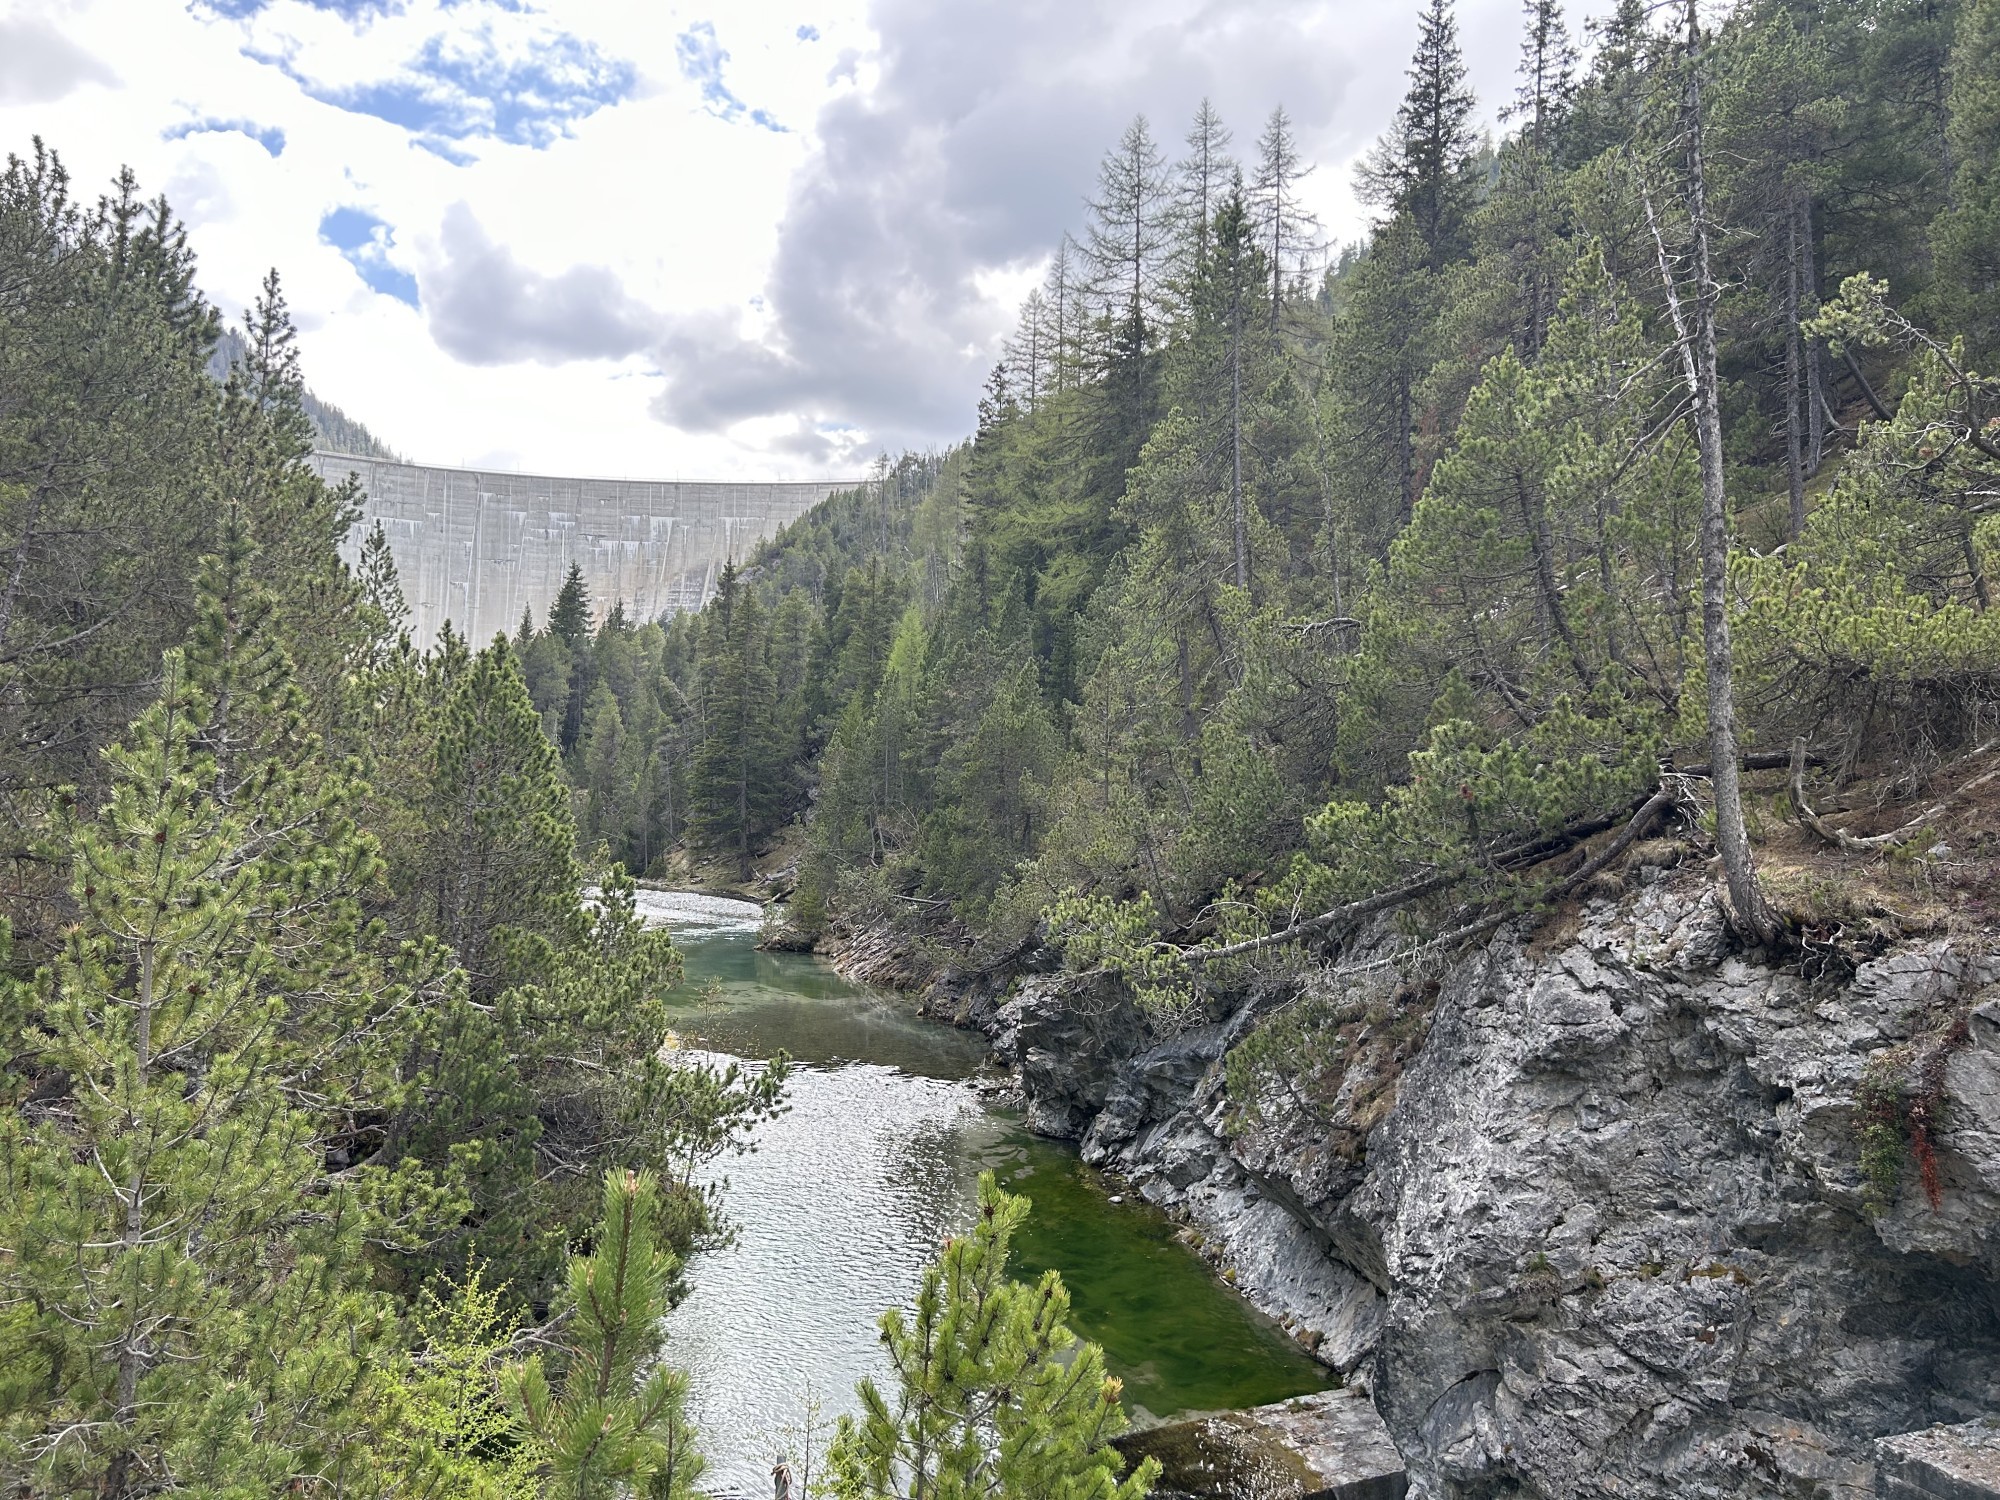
left=817, top=871, right=2000, bottom=1498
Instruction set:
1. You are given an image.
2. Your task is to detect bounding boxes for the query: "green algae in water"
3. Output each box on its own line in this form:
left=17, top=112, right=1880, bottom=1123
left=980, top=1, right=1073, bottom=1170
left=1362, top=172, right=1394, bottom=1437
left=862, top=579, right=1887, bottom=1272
left=638, top=892, right=1334, bottom=1477
left=990, top=1135, right=1334, bottom=1421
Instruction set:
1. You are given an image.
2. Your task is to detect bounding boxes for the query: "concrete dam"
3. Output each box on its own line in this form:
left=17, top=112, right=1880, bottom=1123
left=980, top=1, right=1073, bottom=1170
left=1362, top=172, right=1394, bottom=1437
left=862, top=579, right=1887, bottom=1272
left=310, top=453, right=856, bottom=649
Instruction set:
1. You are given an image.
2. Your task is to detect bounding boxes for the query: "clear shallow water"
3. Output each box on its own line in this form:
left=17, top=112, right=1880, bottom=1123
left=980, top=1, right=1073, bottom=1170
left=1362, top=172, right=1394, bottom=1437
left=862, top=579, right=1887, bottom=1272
left=635, top=890, right=1329, bottom=1494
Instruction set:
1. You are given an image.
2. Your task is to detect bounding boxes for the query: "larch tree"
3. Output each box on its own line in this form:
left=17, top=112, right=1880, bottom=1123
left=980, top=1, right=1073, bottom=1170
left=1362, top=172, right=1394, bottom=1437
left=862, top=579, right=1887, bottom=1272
left=1249, top=105, right=1319, bottom=335
left=1084, top=116, right=1172, bottom=348
left=1172, top=99, right=1234, bottom=291
left=1645, top=0, right=1777, bottom=941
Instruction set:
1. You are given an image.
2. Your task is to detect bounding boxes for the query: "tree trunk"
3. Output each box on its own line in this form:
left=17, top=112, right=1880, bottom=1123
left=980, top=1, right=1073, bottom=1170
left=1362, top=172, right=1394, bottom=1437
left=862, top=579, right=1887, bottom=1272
left=1680, top=0, right=1776, bottom=942
left=1232, top=281, right=1249, bottom=590
left=1784, top=199, right=1807, bottom=542
left=1517, top=474, right=1593, bottom=686
left=1396, top=374, right=1416, bottom=526
left=1800, top=191, right=1826, bottom=473
left=107, top=938, right=157, bottom=1499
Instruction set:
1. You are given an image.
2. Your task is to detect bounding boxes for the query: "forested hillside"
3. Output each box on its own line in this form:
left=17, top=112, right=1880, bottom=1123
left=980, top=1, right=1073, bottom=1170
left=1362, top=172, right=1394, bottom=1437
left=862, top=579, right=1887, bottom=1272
left=539, top=0, right=2000, bottom=1017
left=6, top=0, right=2000, bottom=1487
left=209, top=324, right=406, bottom=459
left=0, top=135, right=1148, bottom=1497
left=0, top=142, right=792, bottom=1495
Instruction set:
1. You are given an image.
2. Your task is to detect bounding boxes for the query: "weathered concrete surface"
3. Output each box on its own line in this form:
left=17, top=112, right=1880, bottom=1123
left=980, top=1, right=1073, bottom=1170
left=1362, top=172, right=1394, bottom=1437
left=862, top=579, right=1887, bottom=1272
left=1002, top=870, right=2000, bottom=1499
left=1876, top=1418, right=2000, bottom=1499
left=1117, top=1387, right=1407, bottom=1500
left=313, top=452, right=854, bottom=647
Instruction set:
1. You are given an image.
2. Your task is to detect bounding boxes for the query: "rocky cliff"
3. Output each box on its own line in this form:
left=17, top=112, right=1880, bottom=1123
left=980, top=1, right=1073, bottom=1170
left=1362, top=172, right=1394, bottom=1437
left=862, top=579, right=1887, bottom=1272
left=985, top=874, right=2000, bottom=1499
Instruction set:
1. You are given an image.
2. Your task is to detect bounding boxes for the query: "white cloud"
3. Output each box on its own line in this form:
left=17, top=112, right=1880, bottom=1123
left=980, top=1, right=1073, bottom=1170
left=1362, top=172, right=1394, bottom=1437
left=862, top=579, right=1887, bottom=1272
left=6, top=0, right=1581, bottom=479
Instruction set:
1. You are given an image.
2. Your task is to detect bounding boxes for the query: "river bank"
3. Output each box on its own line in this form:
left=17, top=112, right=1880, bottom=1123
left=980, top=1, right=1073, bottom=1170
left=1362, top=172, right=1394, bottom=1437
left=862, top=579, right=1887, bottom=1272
left=635, top=891, right=1332, bottom=1495
left=784, top=870, right=2000, bottom=1500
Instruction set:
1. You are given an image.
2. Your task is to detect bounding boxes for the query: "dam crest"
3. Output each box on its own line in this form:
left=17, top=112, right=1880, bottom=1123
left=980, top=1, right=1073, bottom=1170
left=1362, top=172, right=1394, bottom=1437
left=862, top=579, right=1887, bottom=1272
left=311, top=452, right=855, bottom=650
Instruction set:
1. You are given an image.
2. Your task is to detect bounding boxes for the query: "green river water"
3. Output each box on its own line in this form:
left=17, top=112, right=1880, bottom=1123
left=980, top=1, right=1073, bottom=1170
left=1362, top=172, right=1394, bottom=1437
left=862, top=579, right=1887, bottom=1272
left=637, top=891, right=1329, bottom=1494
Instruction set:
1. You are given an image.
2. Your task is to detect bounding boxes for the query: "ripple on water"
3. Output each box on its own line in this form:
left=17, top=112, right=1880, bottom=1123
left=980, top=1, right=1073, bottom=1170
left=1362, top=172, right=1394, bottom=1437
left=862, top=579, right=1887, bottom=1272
left=640, top=895, right=1330, bottom=1495
left=665, top=1062, right=1005, bottom=1487
left=632, top=888, right=765, bottom=938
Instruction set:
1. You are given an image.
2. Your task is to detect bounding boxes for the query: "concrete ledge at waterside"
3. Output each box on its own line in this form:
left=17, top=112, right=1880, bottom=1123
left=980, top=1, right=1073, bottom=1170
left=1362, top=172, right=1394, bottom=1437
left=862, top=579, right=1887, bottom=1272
left=1878, top=1418, right=2000, bottom=1500
left=1114, top=1387, right=1406, bottom=1500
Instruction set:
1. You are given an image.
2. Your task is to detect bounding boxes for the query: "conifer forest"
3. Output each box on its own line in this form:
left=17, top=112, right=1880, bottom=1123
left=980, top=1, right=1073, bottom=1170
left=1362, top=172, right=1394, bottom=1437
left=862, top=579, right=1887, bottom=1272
left=5, top=0, right=2000, bottom=1495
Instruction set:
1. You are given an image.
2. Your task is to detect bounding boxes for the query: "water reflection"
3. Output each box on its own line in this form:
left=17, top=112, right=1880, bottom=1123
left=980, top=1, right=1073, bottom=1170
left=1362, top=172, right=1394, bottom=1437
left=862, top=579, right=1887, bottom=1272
left=636, top=890, right=1328, bottom=1494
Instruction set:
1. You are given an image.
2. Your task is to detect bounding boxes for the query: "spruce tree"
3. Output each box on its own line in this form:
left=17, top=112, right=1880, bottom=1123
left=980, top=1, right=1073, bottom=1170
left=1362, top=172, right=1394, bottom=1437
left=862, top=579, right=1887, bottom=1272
left=1357, top=0, right=1480, bottom=271
left=1490, top=0, right=1579, bottom=355
left=689, top=566, right=786, bottom=878
left=1931, top=0, right=2000, bottom=364
left=549, top=562, right=593, bottom=649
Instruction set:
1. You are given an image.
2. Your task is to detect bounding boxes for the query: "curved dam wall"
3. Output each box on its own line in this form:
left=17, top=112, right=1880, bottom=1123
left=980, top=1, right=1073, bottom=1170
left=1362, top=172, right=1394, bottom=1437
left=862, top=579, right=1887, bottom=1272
left=310, top=453, right=855, bottom=649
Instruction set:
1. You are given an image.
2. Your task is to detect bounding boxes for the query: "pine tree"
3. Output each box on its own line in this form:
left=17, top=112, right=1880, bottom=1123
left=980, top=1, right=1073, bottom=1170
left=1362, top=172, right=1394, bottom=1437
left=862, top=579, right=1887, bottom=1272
left=1646, top=0, right=1775, bottom=940
left=826, top=1172, right=1157, bottom=1500
left=233, top=267, right=312, bottom=457
left=0, top=638, right=385, bottom=1495
left=421, top=640, right=583, bottom=992
left=218, top=268, right=368, bottom=720
left=0, top=146, right=230, bottom=866
left=508, top=1169, right=702, bottom=1500
left=358, top=517, right=412, bottom=643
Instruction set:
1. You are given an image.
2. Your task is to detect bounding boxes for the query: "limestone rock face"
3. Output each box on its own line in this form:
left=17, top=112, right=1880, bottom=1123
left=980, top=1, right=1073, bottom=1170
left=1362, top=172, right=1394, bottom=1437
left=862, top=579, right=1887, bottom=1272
left=1875, top=1416, right=2000, bottom=1499
left=1022, top=878, right=2000, bottom=1499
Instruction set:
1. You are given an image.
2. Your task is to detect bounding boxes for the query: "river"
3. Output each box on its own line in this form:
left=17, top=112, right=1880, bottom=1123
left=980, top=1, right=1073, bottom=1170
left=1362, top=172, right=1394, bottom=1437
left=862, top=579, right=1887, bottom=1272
left=637, top=890, right=1330, bottom=1494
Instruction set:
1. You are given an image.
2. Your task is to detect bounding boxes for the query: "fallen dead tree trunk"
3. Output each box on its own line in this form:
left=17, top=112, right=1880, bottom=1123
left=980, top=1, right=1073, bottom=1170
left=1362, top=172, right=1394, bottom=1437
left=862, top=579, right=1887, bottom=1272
left=1789, top=735, right=1998, bottom=853
left=1181, top=752, right=1797, bottom=967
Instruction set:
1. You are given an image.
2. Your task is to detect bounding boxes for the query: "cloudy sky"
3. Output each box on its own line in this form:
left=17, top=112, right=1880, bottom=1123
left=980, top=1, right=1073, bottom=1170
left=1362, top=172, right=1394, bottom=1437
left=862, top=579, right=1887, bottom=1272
left=2, top=0, right=1561, bottom=480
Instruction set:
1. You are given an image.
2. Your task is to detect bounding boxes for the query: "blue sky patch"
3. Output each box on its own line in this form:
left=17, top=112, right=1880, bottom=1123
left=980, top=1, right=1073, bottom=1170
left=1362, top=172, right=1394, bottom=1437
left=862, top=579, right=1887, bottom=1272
left=267, top=27, right=635, bottom=150
left=676, top=22, right=788, bottom=132
left=163, top=117, right=286, bottom=156
left=200, top=0, right=405, bottom=17
left=795, top=24, right=819, bottom=40
left=319, top=206, right=420, bottom=308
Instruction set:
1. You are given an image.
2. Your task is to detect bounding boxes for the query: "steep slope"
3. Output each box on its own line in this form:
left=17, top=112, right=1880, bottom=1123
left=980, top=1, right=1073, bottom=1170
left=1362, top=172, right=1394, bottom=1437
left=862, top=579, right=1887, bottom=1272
left=990, top=856, right=2000, bottom=1498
